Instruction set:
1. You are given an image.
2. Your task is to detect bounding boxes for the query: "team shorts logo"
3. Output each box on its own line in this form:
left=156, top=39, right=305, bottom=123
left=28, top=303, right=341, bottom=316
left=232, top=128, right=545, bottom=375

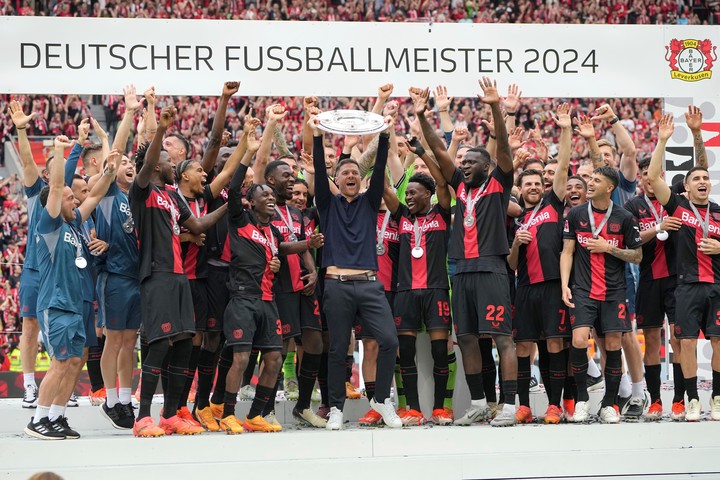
left=233, top=328, right=243, bottom=339
left=207, top=317, right=216, bottom=328
left=161, top=322, right=172, bottom=333
left=666, top=39, right=716, bottom=82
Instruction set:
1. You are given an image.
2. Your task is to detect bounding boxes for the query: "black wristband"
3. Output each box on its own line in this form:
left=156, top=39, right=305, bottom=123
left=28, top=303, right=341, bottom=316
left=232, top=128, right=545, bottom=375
left=408, top=136, right=425, bottom=158
left=609, top=116, right=620, bottom=126
left=489, top=134, right=496, bottom=139
left=506, top=111, right=516, bottom=116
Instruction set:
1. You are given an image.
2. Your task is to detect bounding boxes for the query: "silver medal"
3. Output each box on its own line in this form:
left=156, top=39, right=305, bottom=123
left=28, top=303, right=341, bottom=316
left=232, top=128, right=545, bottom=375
left=376, top=243, right=386, bottom=255
left=288, top=234, right=298, bottom=242
left=122, top=217, right=135, bottom=234
left=464, top=215, right=475, bottom=227
left=75, top=257, right=88, bottom=269
left=411, top=246, right=424, bottom=258
left=173, top=224, right=181, bottom=235
left=656, top=230, right=669, bottom=241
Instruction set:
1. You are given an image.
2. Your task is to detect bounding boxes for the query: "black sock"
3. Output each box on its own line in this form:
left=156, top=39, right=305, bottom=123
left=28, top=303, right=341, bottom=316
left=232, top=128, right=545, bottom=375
left=140, top=337, right=149, bottom=368
left=465, top=372, right=486, bottom=401
left=264, top=355, right=285, bottom=415
left=479, top=338, right=497, bottom=403
left=195, top=348, right=219, bottom=410
left=345, top=354, right=354, bottom=383
left=211, top=346, right=233, bottom=405
left=672, top=362, right=686, bottom=403
left=364, top=381, right=376, bottom=402
left=178, top=345, right=200, bottom=408
left=222, top=390, right=237, bottom=418
left=87, top=336, right=105, bottom=392
left=713, top=371, right=720, bottom=398
left=498, top=360, right=504, bottom=403
left=296, top=352, right=321, bottom=411
left=163, top=339, right=192, bottom=418
left=160, top=346, right=171, bottom=396
left=242, top=349, right=259, bottom=387
left=138, top=341, right=170, bottom=419
left=517, top=356, right=531, bottom=407
left=548, top=351, right=566, bottom=408
left=602, top=349, right=622, bottom=408
left=538, top=341, right=550, bottom=400
left=430, top=339, right=449, bottom=410
left=318, top=352, right=329, bottom=406
left=502, top=380, right=517, bottom=406
left=645, top=364, right=662, bottom=403
left=685, top=376, right=699, bottom=401
left=570, top=346, right=589, bottom=402
left=248, top=384, right=273, bottom=419
left=398, top=335, right=419, bottom=411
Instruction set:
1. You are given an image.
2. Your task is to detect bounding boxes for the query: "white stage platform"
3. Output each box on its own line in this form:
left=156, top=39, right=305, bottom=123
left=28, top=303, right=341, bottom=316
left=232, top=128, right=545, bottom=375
left=2, top=390, right=720, bottom=480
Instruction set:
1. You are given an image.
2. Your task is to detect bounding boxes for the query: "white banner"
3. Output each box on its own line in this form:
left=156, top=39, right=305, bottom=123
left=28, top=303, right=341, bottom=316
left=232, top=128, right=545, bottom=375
left=0, top=17, right=719, bottom=98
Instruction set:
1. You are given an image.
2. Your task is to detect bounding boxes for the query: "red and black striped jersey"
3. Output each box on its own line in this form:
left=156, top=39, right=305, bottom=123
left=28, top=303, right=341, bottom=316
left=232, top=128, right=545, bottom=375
left=624, top=195, right=676, bottom=283
left=563, top=202, right=642, bottom=301
left=664, top=194, right=720, bottom=284
left=129, top=181, right=191, bottom=283
left=377, top=210, right=400, bottom=292
left=513, top=190, right=565, bottom=287
left=449, top=167, right=513, bottom=274
left=173, top=185, right=213, bottom=280
left=271, top=202, right=306, bottom=293
left=227, top=171, right=281, bottom=302
left=394, top=204, right=451, bottom=291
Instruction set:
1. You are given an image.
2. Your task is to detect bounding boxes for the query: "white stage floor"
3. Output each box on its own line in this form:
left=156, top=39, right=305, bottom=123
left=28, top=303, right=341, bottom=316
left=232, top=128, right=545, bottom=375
left=2, top=390, right=720, bottom=480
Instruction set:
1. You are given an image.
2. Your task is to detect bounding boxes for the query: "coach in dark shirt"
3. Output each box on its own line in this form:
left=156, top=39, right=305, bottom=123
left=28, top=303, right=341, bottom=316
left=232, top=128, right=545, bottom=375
left=309, top=115, right=401, bottom=430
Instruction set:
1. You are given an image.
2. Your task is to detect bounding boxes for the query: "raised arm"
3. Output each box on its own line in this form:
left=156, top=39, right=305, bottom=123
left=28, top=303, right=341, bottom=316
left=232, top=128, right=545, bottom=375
left=574, top=114, right=603, bottom=168
left=254, top=104, right=287, bottom=184
left=685, top=105, right=707, bottom=169
left=8, top=100, right=40, bottom=187
left=142, top=86, right=158, bottom=145
left=79, top=149, right=121, bottom=222
left=434, top=85, right=454, bottom=134
left=409, top=138, right=451, bottom=211
left=503, top=83, right=522, bottom=137
left=551, top=103, right=572, bottom=200
left=112, top=85, right=143, bottom=153
left=592, top=103, right=637, bottom=181
left=46, top=136, right=73, bottom=219
left=646, top=113, right=674, bottom=206
left=210, top=118, right=257, bottom=198
left=136, top=106, right=176, bottom=189
left=302, top=96, right=319, bottom=154
left=309, top=115, right=332, bottom=205
left=382, top=171, right=401, bottom=215
left=412, top=87, right=455, bottom=182
left=90, top=117, right=110, bottom=164
left=65, top=119, right=89, bottom=186
left=202, top=81, right=239, bottom=174
left=478, top=77, right=512, bottom=174
left=371, top=83, right=393, bottom=115
left=368, top=129, right=391, bottom=211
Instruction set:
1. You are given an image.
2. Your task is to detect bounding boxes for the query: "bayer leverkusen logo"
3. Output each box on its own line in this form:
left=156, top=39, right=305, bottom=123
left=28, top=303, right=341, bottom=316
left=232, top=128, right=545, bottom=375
left=666, top=39, right=716, bottom=82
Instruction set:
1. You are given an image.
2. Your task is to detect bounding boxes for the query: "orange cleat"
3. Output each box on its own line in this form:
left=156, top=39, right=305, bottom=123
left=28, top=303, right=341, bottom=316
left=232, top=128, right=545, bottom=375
left=358, top=408, right=383, bottom=426
left=90, top=387, right=106, bottom=406
left=345, top=382, right=361, bottom=399
left=177, top=406, right=202, bottom=428
left=544, top=405, right=562, bottom=424
left=210, top=402, right=224, bottom=420
left=400, top=408, right=427, bottom=426
left=133, top=417, right=165, bottom=438
left=645, top=400, right=663, bottom=421
left=219, top=415, right=244, bottom=434
left=671, top=400, right=686, bottom=421
left=158, top=415, right=204, bottom=435
left=243, top=415, right=282, bottom=432
left=430, top=407, right=454, bottom=425
left=563, top=398, right=575, bottom=422
left=195, top=406, right=221, bottom=432
left=515, top=405, right=533, bottom=424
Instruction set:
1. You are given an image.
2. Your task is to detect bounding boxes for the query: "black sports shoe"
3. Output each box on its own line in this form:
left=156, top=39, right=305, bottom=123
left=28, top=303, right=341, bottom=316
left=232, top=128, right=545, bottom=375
left=51, top=416, right=80, bottom=439
left=102, top=402, right=134, bottom=429
left=623, top=393, right=649, bottom=421
left=118, top=403, right=136, bottom=425
left=24, top=417, right=66, bottom=440
left=617, top=395, right=632, bottom=414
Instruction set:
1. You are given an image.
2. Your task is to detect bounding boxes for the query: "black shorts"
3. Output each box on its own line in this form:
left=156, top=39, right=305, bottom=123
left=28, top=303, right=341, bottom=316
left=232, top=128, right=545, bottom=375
left=275, top=291, right=323, bottom=339
left=635, top=277, right=677, bottom=328
left=394, top=289, right=452, bottom=332
left=190, top=279, right=210, bottom=332
left=674, top=283, right=720, bottom=339
left=355, top=290, right=395, bottom=340
left=571, top=293, right=631, bottom=337
left=223, top=296, right=283, bottom=351
left=452, top=272, right=512, bottom=337
left=513, top=281, right=570, bottom=342
left=140, top=272, right=195, bottom=344
left=206, top=264, right=229, bottom=332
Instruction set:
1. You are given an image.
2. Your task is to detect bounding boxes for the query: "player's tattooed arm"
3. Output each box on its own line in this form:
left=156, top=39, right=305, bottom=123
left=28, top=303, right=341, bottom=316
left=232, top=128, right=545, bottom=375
left=608, top=245, right=642, bottom=264
left=686, top=105, right=707, bottom=169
